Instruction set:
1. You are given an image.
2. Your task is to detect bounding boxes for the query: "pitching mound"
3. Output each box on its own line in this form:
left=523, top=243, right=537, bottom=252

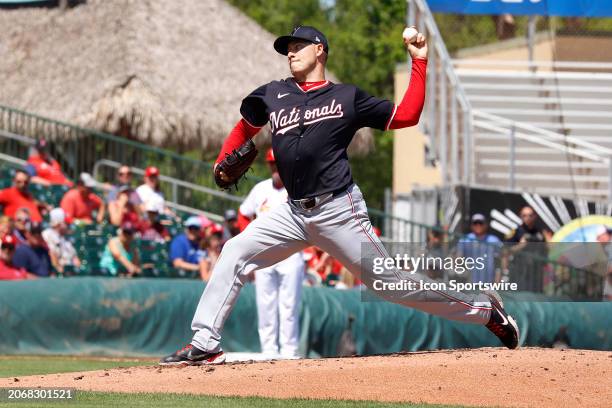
left=3, top=348, right=611, bottom=407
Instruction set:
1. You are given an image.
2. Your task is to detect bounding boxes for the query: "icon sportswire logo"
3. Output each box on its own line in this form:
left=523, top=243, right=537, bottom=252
left=277, top=92, right=290, bottom=99
left=269, top=99, right=344, bottom=135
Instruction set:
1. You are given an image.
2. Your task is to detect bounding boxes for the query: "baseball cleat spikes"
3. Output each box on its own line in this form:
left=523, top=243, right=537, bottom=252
left=159, top=343, right=226, bottom=366
left=485, top=291, right=520, bottom=350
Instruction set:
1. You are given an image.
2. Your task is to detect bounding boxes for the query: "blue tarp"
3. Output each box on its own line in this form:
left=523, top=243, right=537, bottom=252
left=427, top=0, right=612, bottom=18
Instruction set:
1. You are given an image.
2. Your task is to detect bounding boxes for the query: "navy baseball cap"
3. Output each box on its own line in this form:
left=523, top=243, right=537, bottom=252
left=274, top=26, right=329, bottom=56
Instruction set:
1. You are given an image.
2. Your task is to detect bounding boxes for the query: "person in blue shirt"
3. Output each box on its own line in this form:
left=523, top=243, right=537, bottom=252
left=169, top=216, right=207, bottom=278
left=12, top=222, right=52, bottom=277
left=457, top=214, right=502, bottom=284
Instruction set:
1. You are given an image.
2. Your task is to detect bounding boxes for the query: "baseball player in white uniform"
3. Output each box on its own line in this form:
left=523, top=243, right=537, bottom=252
left=239, top=149, right=304, bottom=359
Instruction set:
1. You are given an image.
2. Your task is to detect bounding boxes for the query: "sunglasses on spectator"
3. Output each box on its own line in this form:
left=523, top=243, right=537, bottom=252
left=119, top=171, right=131, bottom=176
left=1, top=245, right=15, bottom=251
left=15, top=217, right=30, bottom=223
left=471, top=221, right=484, bottom=225
left=520, top=213, right=535, bottom=218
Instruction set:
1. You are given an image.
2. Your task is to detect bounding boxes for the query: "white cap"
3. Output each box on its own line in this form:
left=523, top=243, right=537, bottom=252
left=79, top=172, right=96, bottom=188
left=49, top=208, right=65, bottom=226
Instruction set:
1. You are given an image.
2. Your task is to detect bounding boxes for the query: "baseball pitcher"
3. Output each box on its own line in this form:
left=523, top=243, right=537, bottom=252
left=160, top=26, right=519, bottom=366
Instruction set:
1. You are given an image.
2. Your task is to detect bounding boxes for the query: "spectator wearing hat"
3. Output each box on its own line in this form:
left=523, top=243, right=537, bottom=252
left=457, top=214, right=502, bottom=283
left=140, top=197, right=170, bottom=242
left=26, top=139, right=72, bottom=187
left=222, top=209, right=240, bottom=241
left=0, top=169, right=47, bottom=222
left=200, top=224, right=224, bottom=281
left=106, top=165, right=142, bottom=205
left=99, top=222, right=141, bottom=277
left=169, top=216, right=207, bottom=277
left=108, top=185, right=142, bottom=227
left=0, top=235, right=34, bottom=280
left=42, top=208, right=80, bottom=275
left=136, top=166, right=165, bottom=211
left=60, top=173, right=105, bottom=224
left=12, top=222, right=52, bottom=277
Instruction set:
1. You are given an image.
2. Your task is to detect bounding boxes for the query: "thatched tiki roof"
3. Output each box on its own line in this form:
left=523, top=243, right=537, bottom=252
left=0, top=0, right=373, bottom=154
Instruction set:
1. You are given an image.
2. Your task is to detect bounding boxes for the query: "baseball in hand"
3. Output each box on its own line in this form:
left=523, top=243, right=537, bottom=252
left=402, top=27, right=418, bottom=44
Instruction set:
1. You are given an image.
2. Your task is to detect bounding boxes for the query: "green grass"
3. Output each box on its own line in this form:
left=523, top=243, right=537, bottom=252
left=0, top=391, right=466, bottom=408
left=0, top=356, right=154, bottom=378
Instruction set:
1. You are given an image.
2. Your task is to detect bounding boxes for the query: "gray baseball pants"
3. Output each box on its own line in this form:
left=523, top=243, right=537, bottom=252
left=191, top=184, right=492, bottom=353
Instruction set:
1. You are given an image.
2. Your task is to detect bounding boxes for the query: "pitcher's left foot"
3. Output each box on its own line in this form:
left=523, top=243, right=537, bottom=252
left=485, top=292, right=519, bottom=349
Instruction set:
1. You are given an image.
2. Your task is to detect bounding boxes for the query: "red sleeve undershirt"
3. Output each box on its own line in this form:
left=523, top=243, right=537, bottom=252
left=237, top=210, right=252, bottom=232
left=215, top=119, right=262, bottom=164
left=216, top=58, right=427, bottom=163
left=386, top=58, right=427, bottom=130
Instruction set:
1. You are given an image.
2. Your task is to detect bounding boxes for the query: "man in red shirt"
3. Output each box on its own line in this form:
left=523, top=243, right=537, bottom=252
left=26, top=139, right=72, bottom=187
left=0, top=170, right=46, bottom=222
left=0, top=235, right=32, bottom=280
left=60, top=173, right=105, bottom=224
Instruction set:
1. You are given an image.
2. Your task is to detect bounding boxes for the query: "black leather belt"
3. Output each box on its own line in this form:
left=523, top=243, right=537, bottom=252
left=290, top=185, right=350, bottom=211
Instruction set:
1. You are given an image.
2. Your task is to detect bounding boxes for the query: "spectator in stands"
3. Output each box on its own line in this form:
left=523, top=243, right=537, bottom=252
left=169, top=216, right=207, bottom=277
left=199, top=215, right=214, bottom=239
left=306, top=247, right=343, bottom=285
left=108, top=185, right=141, bottom=227
left=60, top=172, right=105, bottom=224
left=42, top=208, right=80, bottom=275
left=99, top=221, right=141, bottom=277
left=595, top=226, right=612, bottom=301
left=12, top=208, right=30, bottom=245
left=140, top=198, right=170, bottom=242
left=505, top=206, right=551, bottom=244
left=106, top=165, right=141, bottom=205
left=0, top=169, right=46, bottom=222
left=0, top=235, right=33, bottom=280
left=457, top=214, right=502, bottom=283
left=504, top=205, right=551, bottom=292
left=0, top=215, right=15, bottom=241
left=136, top=166, right=164, bottom=211
left=26, top=139, right=72, bottom=187
left=222, top=209, right=240, bottom=241
left=425, top=229, right=446, bottom=280
left=12, top=222, right=52, bottom=277
left=200, top=224, right=224, bottom=281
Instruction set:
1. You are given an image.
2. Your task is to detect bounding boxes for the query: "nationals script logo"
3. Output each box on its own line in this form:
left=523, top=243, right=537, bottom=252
left=269, top=99, right=344, bottom=135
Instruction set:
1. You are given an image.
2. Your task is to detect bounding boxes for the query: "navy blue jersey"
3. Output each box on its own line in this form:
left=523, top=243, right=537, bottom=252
left=240, top=79, right=394, bottom=200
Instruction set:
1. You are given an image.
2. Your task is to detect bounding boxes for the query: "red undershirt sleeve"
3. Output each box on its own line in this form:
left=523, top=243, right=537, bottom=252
left=215, top=119, right=262, bottom=164
left=387, top=58, right=428, bottom=130
left=237, top=210, right=252, bottom=232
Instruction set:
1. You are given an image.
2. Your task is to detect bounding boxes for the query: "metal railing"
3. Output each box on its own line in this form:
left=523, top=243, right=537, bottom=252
left=453, top=59, right=612, bottom=72
left=92, top=159, right=242, bottom=219
left=408, top=0, right=474, bottom=185
left=0, top=104, right=264, bottom=211
left=472, top=110, right=612, bottom=199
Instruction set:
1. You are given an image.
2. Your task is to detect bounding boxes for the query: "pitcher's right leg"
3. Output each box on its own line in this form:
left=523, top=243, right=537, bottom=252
left=160, top=203, right=309, bottom=365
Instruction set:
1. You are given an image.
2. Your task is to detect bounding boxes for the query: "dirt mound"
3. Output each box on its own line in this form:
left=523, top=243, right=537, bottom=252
left=2, top=348, right=611, bottom=407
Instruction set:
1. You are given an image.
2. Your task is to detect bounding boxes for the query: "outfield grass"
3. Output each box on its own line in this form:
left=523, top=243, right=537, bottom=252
left=0, top=391, right=466, bottom=408
left=0, top=356, right=153, bottom=378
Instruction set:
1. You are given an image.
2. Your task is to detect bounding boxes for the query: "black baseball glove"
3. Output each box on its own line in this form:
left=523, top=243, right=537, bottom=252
left=214, top=139, right=258, bottom=190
